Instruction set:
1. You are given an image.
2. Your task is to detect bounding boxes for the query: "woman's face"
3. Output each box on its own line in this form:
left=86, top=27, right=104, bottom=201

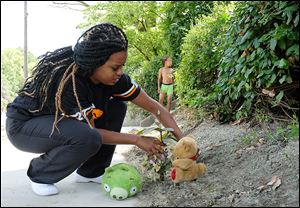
left=90, top=50, right=127, bottom=85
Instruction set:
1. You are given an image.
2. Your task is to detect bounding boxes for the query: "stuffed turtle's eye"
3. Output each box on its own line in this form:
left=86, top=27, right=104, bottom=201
left=130, top=186, right=138, bottom=195
left=104, top=184, right=110, bottom=192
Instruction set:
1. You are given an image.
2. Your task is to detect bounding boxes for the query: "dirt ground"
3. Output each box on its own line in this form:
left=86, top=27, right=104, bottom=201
left=123, top=110, right=299, bottom=207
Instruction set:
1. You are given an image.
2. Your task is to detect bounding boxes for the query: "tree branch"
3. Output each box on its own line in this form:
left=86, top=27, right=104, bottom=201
left=77, top=1, right=90, bottom=7
left=278, top=100, right=299, bottom=110
left=132, top=44, right=150, bottom=61
left=139, top=18, right=147, bottom=32
left=279, top=105, right=294, bottom=120
left=50, top=1, right=90, bottom=11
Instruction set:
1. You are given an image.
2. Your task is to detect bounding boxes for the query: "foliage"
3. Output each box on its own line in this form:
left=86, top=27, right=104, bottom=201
left=1, top=48, right=36, bottom=111
left=175, top=3, right=233, bottom=110
left=160, top=1, right=214, bottom=66
left=125, top=56, right=165, bottom=119
left=275, top=115, right=299, bottom=141
left=241, top=130, right=258, bottom=145
left=241, top=114, right=298, bottom=146
left=254, top=108, right=272, bottom=123
left=132, top=56, right=163, bottom=102
left=215, top=1, right=299, bottom=122
left=79, top=1, right=168, bottom=62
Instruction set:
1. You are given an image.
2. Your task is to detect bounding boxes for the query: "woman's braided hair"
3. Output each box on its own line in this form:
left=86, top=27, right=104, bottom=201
left=18, top=23, right=128, bottom=135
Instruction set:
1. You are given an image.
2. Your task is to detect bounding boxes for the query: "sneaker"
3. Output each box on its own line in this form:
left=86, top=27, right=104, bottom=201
left=74, top=172, right=102, bottom=184
left=31, top=181, right=59, bottom=196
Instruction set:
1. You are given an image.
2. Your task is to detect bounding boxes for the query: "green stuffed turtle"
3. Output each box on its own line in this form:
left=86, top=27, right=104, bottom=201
left=102, top=163, right=142, bottom=200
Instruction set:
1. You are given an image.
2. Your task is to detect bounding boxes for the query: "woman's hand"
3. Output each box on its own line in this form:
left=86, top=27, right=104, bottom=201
left=135, top=136, right=165, bottom=157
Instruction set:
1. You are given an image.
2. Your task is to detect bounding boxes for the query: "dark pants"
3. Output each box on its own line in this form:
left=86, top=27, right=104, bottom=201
left=5, top=99, right=127, bottom=184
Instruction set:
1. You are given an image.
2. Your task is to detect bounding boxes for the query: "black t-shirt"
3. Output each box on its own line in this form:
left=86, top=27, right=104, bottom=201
left=6, top=73, right=140, bottom=121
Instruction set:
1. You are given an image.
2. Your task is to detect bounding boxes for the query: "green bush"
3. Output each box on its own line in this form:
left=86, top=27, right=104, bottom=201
left=176, top=3, right=233, bottom=109
left=1, top=48, right=36, bottom=111
left=125, top=56, right=164, bottom=119
left=132, top=56, right=163, bottom=102
left=215, top=1, right=299, bottom=122
left=161, top=1, right=214, bottom=65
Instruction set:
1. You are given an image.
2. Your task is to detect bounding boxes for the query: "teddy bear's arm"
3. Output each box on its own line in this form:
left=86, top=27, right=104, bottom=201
left=172, top=159, right=194, bottom=170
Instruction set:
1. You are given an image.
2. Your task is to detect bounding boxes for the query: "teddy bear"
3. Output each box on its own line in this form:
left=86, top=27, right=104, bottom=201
left=170, top=136, right=206, bottom=183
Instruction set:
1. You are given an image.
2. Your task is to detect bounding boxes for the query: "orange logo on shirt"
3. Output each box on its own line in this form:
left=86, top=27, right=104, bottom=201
left=87, top=108, right=103, bottom=120
left=92, top=109, right=103, bottom=119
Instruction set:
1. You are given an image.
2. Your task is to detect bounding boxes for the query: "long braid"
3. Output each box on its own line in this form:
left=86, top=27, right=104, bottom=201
left=19, top=46, right=74, bottom=112
left=19, top=23, right=128, bottom=136
left=50, top=63, right=76, bottom=136
left=71, top=68, right=93, bottom=129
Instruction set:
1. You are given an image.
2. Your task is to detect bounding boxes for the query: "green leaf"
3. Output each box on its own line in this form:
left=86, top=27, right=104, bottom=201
left=286, top=11, right=293, bottom=25
left=224, top=96, right=229, bottom=105
left=244, top=67, right=253, bottom=79
left=278, top=58, right=289, bottom=69
left=238, top=81, right=246, bottom=92
left=253, top=38, right=260, bottom=48
left=283, top=5, right=298, bottom=13
left=270, top=39, right=277, bottom=50
left=294, top=14, right=299, bottom=27
left=232, top=49, right=239, bottom=56
left=249, top=50, right=256, bottom=61
left=137, top=126, right=161, bottom=135
left=235, top=64, right=243, bottom=71
left=135, top=129, right=145, bottom=135
left=162, top=128, right=174, bottom=132
left=244, top=91, right=252, bottom=98
left=240, top=30, right=253, bottom=45
left=257, top=71, right=265, bottom=78
left=275, top=91, right=284, bottom=103
left=245, top=83, right=251, bottom=91
left=259, top=34, right=270, bottom=43
left=265, top=70, right=273, bottom=75
left=279, top=75, right=287, bottom=84
left=261, top=60, right=268, bottom=69
left=286, top=76, right=293, bottom=84
left=283, top=5, right=298, bottom=25
left=278, top=39, right=286, bottom=50
left=270, top=74, right=276, bottom=84
left=257, top=79, right=262, bottom=87
left=225, top=48, right=234, bottom=54
left=286, top=44, right=299, bottom=56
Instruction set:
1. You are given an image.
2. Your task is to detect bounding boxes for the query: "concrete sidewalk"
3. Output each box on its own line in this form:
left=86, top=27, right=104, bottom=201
left=1, top=127, right=142, bottom=207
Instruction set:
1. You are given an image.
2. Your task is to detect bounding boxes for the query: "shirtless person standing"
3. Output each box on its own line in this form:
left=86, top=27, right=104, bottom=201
left=157, top=56, right=174, bottom=112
